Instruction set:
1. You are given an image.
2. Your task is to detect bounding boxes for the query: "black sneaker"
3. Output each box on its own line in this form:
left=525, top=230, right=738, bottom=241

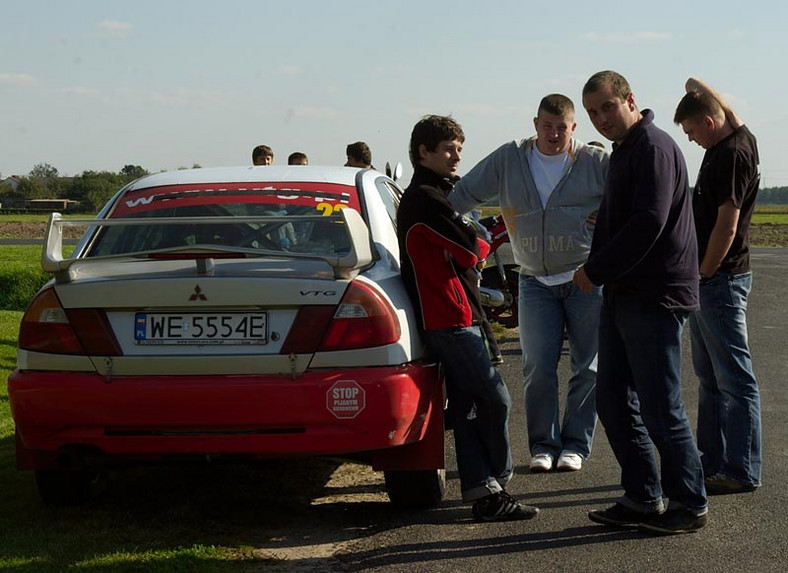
left=705, top=474, right=758, bottom=496
left=588, top=503, right=656, bottom=528
left=472, top=491, right=539, bottom=522
left=638, top=509, right=707, bottom=535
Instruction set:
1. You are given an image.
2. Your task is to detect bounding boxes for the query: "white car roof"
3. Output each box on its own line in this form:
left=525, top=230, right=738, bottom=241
left=127, top=165, right=367, bottom=191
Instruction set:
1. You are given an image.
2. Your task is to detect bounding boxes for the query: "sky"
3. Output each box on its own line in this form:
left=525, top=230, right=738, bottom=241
left=2, top=0, right=787, bottom=188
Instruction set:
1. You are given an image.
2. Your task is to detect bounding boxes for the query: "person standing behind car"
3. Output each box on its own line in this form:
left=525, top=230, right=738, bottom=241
left=397, top=114, right=538, bottom=522
left=449, top=94, right=607, bottom=474
left=575, top=70, right=708, bottom=535
left=288, top=151, right=308, bottom=165
left=345, top=141, right=373, bottom=168
left=674, top=77, right=762, bottom=496
left=252, top=145, right=274, bottom=165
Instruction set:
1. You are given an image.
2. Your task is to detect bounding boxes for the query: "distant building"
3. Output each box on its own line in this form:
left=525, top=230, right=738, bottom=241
left=26, top=199, right=80, bottom=210
left=1, top=176, right=22, bottom=192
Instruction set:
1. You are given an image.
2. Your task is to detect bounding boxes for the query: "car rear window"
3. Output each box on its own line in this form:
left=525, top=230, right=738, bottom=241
left=86, top=182, right=362, bottom=257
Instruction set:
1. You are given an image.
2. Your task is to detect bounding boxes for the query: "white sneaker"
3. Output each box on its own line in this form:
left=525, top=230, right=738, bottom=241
left=556, top=451, right=583, bottom=471
left=529, top=453, right=553, bottom=473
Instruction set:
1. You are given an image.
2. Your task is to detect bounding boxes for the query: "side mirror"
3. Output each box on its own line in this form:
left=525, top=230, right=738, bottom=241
left=384, top=162, right=403, bottom=181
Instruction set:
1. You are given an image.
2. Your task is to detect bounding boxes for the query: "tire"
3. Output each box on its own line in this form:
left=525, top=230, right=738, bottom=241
left=35, top=470, right=105, bottom=507
left=481, top=265, right=519, bottom=328
left=384, top=469, right=446, bottom=508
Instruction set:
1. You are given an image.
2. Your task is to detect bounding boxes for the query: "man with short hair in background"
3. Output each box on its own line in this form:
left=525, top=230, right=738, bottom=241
left=345, top=141, right=373, bottom=168
left=288, top=151, right=308, bottom=165
left=252, top=145, right=274, bottom=166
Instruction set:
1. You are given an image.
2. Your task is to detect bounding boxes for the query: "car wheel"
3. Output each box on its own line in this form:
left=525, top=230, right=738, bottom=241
left=34, top=470, right=105, bottom=506
left=384, top=468, right=445, bottom=508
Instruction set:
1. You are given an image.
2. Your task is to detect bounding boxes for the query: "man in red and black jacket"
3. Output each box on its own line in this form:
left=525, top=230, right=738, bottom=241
left=397, top=114, right=538, bottom=522
left=398, top=171, right=487, bottom=331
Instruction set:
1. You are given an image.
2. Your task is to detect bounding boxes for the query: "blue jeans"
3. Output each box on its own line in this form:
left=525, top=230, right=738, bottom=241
left=690, top=271, right=762, bottom=486
left=519, top=277, right=601, bottom=459
left=597, top=291, right=707, bottom=514
left=421, top=326, right=513, bottom=502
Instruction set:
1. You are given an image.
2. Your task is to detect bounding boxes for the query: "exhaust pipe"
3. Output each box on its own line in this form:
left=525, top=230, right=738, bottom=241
left=479, top=286, right=506, bottom=307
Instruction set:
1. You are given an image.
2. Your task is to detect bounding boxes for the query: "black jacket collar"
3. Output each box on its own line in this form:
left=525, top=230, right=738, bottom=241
left=613, top=109, right=655, bottom=152
left=410, top=165, right=456, bottom=194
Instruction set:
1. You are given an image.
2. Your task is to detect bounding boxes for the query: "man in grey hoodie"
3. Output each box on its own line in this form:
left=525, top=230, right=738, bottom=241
left=449, top=94, right=608, bottom=473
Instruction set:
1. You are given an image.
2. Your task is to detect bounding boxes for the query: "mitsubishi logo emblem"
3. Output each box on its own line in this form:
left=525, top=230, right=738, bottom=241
left=189, top=285, right=207, bottom=301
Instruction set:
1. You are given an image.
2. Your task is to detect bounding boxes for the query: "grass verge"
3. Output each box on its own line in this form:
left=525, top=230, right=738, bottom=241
left=0, top=246, right=77, bottom=311
left=0, top=247, right=49, bottom=310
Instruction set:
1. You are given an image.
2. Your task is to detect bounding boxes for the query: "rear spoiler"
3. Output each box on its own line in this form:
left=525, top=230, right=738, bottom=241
left=43, top=208, right=373, bottom=282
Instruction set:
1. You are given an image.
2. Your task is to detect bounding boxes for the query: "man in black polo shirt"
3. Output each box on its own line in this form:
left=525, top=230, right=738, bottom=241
left=574, top=70, right=707, bottom=535
left=674, top=78, right=762, bottom=496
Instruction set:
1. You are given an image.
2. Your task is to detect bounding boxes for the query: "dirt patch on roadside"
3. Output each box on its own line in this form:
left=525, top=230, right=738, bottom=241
left=0, top=222, right=84, bottom=239
left=749, top=224, right=788, bottom=247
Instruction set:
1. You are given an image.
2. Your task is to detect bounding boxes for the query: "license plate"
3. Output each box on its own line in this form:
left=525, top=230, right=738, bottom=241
left=134, top=312, right=268, bottom=345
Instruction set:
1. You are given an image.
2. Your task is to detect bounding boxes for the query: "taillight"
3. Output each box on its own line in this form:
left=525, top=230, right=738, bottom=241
left=18, top=287, right=122, bottom=356
left=279, top=306, right=335, bottom=354
left=319, top=281, right=400, bottom=351
left=280, top=281, right=401, bottom=354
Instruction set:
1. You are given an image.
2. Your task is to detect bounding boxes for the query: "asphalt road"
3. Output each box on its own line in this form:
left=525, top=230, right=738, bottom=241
left=295, top=248, right=787, bottom=572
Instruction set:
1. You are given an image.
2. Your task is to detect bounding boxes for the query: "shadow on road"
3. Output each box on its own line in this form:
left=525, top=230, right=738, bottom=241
left=337, top=523, right=642, bottom=571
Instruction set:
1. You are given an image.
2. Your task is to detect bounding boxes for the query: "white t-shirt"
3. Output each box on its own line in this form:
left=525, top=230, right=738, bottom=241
left=527, top=144, right=576, bottom=286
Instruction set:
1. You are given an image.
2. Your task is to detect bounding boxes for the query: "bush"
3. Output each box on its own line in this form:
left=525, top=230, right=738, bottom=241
left=0, top=264, right=47, bottom=310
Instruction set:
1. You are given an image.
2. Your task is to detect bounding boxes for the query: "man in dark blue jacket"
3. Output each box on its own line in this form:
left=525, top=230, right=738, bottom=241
left=574, top=71, right=708, bottom=535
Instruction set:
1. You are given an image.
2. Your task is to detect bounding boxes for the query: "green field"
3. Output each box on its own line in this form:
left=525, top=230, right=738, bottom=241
left=2, top=245, right=44, bottom=263
left=0, top=213, right=88, bottom=223
left=751, top=212, right=788, bottom=225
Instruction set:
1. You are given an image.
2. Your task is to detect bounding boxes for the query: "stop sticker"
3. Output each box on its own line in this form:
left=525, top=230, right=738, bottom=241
left=327, top=380, right=366, bottom=419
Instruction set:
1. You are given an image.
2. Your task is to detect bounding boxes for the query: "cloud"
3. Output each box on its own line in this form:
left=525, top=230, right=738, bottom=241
left=125, top=87, right=240, bottom=109
left=278, top=65, right=302, bottom=76
left=292, top=106, right=340, bottom=119
left=0, top=73, right=39, bottom=87
left=96, top=20, right=133, bottom=38
left=59, top=86, right=102, bottom=97
left=283, top=106, right=340, bottom=122
left=447, top=104, right=529, bottom=118
left=583, top=31, right=672, bottom=43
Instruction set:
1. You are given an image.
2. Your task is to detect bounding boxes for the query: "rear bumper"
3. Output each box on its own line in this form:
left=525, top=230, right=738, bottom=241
left=9, top=362, right=444, bottom=471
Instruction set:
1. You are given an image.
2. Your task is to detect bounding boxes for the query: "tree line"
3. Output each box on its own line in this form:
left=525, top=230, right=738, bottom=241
left=757, top=186, right=788, bottom=205
left=1, top=163, right=198, bottom=212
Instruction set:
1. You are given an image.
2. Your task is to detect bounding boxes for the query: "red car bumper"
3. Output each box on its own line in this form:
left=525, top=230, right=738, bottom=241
left=9, top=362, right=444, bottom=472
